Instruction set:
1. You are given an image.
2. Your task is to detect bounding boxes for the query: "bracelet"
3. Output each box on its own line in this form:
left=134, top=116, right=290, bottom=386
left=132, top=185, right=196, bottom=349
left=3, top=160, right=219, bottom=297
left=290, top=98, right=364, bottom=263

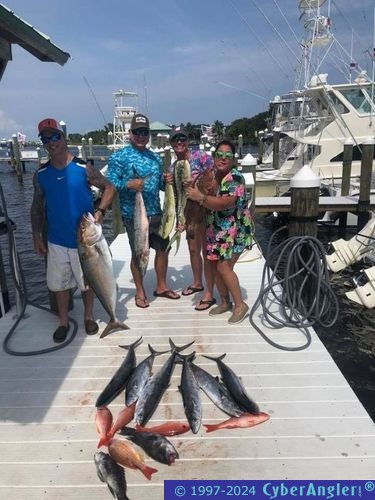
left=95, top=207, right=106, bottom=216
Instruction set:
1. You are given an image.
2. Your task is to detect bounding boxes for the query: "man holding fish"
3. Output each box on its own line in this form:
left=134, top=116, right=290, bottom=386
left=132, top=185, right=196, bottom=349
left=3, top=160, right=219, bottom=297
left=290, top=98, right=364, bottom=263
left=31, top=118, right=115, bottom=342
left=106, top=114, right=180, bottom=308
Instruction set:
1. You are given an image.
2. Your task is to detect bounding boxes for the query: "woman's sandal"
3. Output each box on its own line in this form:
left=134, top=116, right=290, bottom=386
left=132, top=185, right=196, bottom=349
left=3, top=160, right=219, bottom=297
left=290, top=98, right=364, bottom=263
left=135, top=296, right=149, bottom=308
left=194, top=298, right=217, bottom=311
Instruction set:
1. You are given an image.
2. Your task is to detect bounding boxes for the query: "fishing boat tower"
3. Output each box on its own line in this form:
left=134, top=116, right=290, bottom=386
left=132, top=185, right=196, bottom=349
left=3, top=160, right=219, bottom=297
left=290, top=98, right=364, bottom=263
left=109, top=89, right=138, bottom=150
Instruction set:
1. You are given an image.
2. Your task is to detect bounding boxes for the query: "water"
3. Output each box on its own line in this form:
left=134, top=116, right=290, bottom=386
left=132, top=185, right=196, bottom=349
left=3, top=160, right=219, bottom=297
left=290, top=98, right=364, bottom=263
left=0, top=151, right=374, bottom=422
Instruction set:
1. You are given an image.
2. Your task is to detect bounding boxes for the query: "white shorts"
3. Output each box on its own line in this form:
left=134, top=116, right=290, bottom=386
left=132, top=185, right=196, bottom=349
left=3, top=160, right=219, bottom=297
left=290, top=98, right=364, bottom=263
left=47, top=243, right=87, bottom=292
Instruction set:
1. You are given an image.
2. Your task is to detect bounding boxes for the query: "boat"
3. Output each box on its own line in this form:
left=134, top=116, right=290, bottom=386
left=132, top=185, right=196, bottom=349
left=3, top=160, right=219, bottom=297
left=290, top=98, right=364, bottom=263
left=255, top=0, right=375, bottom=195
left=107, top=89, right=138, bottom=150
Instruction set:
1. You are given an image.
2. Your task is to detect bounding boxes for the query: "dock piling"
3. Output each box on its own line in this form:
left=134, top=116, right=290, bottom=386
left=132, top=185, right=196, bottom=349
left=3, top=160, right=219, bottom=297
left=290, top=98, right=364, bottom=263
left=339, top=139, right=354, bottom=229
left=357, top=138, right=374, bottom=231
left=11, top=134, right=23, bottom=183
left=272, top=127, right=280, bottom=170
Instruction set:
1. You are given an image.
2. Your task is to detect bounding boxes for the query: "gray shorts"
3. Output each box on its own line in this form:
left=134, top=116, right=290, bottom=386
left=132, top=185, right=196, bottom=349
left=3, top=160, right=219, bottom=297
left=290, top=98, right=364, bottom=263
left=46, top=243, right=87, bottom=292
left=122, top=215, right=170, bottom=255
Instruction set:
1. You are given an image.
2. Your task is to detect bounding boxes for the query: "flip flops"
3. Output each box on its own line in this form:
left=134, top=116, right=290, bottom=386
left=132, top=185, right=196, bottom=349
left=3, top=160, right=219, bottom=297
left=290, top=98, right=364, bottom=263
left=84, top=319, right=99, bottom=335
left=153, top=290, right=181, bottom=300
left=53, top=325, right=69, bottom=343
left=182, top=285, right=204, bottom=296
left=135, top=296, right=150, bottom=308
left=195, top=298, right=217, bottom=311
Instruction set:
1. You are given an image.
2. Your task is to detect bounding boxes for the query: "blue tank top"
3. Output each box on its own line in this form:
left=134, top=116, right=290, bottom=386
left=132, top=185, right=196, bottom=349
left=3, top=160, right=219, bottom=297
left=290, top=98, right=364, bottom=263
left=37, top=157, right=94, bottom=248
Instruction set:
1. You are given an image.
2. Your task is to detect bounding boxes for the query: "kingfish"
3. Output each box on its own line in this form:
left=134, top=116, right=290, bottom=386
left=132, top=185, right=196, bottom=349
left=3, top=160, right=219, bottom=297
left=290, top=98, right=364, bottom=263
left=176, top=352, right=202, bottom=434
left=203, top=353, right=260, bottom=414
left=125, top=344, right=169, bottom=407
left=133, top=191, right=149, bottom=277
left=96, top=337, right=143, bottom=407
left=203, top=412, right=270, bottom=433
left=77, top=212, right=129, bottom=338
left=134, top=338, right=194, bottom=426
left=189, top=363, right=244, bottom=417
left=108, top=438, right=158, bottom=481
left=94, top=451, right=129, bottom=500
left=119, top=427, right=179, bottom=465
left=158, top=182, right=176, bottom=239
left=167, top=159, right=191, bottom=253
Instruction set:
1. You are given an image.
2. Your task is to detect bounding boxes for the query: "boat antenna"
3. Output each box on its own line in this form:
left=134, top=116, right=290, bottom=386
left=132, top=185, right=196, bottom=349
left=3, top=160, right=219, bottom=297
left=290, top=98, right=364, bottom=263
left=83, top=76, right=108, bottom=129
left=143, top=74, right=149, bottom=116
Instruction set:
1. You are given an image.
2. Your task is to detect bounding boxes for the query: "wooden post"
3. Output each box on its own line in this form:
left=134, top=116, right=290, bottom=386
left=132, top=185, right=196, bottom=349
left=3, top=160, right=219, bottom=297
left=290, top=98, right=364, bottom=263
left=288, top=165, right=320, bottom=238
left=258, top=130, right=264, bottom=164
left=12, top=134, right=23, bottom=183
left=238, top=134, right=243, bottom=159
left=241, top=153, right=257, bottom=214
left=88, top=137, right=93, bottom=158
left=272, top=127, right=280, bottom=170
left=36, top=147, right=42, bottom=169
left=81, top=138, right=87, bottom=160
left=357, top=138, right=374, bottom=231
left=338, top=139, right=354, bottom=230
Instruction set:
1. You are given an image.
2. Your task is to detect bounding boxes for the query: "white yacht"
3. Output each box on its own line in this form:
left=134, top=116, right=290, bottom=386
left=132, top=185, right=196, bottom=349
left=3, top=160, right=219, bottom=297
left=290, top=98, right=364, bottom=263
left=256, top=0, right=375, bottom=193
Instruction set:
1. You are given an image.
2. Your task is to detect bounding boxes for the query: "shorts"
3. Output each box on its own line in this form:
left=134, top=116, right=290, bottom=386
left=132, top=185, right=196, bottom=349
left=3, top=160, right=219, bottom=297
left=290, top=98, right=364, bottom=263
left=46, top=242, right=87, bottom=292
left=123, top=215, right=169, bottom=255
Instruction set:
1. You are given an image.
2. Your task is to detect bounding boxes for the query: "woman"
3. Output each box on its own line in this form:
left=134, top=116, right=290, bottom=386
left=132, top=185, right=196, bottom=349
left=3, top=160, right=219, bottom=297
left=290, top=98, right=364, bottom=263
left=186, top=139, right=252, bottom=324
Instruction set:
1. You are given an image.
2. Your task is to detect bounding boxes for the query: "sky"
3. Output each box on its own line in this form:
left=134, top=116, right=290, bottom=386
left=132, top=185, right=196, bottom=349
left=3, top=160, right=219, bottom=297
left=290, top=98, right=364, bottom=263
left=0, top=0, right=374, bottom=140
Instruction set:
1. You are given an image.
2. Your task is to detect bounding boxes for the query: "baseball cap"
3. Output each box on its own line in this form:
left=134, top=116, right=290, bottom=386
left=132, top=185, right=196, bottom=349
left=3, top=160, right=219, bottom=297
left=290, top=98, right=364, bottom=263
left=169, top=126, right=188, bottom=141
left=131, top=113, right=150, bottom=130
left=38, top=118, right=64, bottom=136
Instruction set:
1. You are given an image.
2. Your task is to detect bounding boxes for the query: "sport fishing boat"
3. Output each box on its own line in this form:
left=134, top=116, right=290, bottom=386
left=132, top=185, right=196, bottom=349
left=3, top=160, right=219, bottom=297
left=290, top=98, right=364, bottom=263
left=256, top=0, right=375, bottom=194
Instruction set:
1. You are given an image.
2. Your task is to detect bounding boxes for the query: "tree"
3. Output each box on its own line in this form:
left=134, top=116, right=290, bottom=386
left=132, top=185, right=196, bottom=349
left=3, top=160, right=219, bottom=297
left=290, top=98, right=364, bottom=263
left=212, top=120, right=225, bottom=141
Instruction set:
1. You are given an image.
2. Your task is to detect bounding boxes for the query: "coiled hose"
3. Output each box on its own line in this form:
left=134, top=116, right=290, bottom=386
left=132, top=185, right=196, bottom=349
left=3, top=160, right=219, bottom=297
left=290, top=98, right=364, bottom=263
left=249, top=226, right=339, bottom=351
left=0, top=181, right=78, bottom=356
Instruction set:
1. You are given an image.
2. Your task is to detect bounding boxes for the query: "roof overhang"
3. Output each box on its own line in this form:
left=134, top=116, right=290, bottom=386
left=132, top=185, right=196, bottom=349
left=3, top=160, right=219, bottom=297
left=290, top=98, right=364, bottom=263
left=0, top=3, right=70, bottom=80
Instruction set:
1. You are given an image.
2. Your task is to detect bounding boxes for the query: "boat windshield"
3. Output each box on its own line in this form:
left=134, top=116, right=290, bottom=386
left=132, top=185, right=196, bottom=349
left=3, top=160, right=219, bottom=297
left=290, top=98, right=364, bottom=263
left=340, top=87, right=375, bottom=115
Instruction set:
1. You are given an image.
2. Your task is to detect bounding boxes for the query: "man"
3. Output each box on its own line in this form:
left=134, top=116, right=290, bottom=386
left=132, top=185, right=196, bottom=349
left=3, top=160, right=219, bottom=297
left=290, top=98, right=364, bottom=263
left=106, top=113, right=180, bottom=308
left=31, top=118, right=115, bottom=342
left=168, top=126, right=215, bottom=311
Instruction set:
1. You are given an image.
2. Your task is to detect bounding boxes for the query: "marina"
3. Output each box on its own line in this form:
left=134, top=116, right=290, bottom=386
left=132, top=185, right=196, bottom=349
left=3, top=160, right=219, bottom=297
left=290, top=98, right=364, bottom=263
left=0, top=233, right=375, bottom=499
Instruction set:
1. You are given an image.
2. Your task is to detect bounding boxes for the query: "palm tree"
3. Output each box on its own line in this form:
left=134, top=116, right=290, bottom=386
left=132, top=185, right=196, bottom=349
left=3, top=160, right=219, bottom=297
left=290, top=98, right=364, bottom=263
left=212, top=120, right=225, bottom=141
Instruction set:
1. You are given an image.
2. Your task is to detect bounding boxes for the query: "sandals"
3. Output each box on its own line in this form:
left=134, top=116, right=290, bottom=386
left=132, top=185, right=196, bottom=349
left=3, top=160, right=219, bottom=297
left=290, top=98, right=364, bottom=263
left=153, top=290, right=180, bottom=300
left=53, top=325, right=69, bottom=343
left=182, top=285, right=204, bottom=296
left=135, top=296, right=150, bottom=308
left=85, top=319, right=99, bottom=335
left=195, top=298, right=216, bottom=311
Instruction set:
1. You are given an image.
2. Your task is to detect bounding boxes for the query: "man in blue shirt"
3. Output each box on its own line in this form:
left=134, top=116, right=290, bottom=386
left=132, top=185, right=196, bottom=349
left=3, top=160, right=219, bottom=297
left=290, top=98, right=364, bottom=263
left=31, top=118, right=115, bottom=342
left=107, top=114, right=180, bottom=308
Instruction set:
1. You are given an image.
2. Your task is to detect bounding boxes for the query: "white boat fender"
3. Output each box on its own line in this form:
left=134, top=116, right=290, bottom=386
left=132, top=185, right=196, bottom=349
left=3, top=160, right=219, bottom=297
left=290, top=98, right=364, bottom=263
left=326, top=219, right=375, bottom=272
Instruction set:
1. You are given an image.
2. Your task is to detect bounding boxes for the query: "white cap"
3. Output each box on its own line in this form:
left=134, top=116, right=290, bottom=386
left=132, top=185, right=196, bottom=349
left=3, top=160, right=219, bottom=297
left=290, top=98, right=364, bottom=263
left=290, top=164, right=320, bottom=188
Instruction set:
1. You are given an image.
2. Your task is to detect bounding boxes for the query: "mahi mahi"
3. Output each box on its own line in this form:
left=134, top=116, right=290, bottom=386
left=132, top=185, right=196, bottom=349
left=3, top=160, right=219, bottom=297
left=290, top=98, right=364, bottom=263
left=167, top=159, right=191, bottom=253
left=133, top=191, right=149, bottom=277
left=77, top=212, right=129, bottom=338
left=158, top=182, right=175, bottom=239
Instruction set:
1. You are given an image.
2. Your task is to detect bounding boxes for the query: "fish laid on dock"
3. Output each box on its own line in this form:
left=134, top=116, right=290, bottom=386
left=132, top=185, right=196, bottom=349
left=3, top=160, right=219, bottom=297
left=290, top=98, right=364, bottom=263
left=94, top=451, right=129, bottom=500
left=177, top=352, right=202, bottom=434
left=108, top=438, right=158, bottom=480
left=95, top=406, right=113, bottom=448
left=120, top=426, right=179, bottom=465
left=135, top=421, right=190, bottom=436
left=133, top=191, right=149, bottom=277
left=108, top=403, right=136, bottom=441
left=204, top=412, right=270, bottom=433
left=77, top=212, right=129, bottom=338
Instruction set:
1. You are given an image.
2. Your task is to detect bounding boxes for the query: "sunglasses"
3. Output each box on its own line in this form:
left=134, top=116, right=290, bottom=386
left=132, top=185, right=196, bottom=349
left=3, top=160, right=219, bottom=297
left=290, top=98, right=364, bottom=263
left=171, top=136, right=188, bottom=143
left=215, top=151, right=234, bottom=159
left=41, top=132, right=62, bottom=145
left=132, top=129, right=149, bottom=137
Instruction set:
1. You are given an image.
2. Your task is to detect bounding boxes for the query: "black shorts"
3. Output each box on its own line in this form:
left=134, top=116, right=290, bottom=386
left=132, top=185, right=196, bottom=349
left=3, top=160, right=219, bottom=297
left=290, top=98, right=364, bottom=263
left=123, top=215, right=170, bottom=255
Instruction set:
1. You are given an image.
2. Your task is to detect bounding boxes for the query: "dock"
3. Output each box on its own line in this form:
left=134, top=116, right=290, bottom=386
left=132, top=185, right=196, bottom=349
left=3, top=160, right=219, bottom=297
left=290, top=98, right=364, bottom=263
left=0, top=234, right=374, bottom=499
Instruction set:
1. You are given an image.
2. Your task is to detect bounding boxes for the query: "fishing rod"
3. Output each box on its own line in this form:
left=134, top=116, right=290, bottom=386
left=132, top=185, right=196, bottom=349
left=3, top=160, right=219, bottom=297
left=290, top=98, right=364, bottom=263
left=83, top=75, right=109, bottom=130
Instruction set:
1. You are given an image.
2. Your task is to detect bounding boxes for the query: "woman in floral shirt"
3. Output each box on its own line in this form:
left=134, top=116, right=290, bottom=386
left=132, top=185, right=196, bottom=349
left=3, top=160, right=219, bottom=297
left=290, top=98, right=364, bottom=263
left=186, top=140, right=252, bottom=324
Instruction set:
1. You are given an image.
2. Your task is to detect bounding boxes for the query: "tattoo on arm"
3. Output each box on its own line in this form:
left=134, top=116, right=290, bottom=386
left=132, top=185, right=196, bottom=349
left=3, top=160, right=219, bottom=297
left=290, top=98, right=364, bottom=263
left=30, top=174, right=45, bottom=233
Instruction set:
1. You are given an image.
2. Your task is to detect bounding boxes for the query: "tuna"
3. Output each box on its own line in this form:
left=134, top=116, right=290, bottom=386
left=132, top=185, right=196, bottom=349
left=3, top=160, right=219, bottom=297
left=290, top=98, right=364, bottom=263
left=95, top=337, right=143, bottom=407
left=77, top=212, right=129, bottom=338
left=176, top=352, right=202, bottom=434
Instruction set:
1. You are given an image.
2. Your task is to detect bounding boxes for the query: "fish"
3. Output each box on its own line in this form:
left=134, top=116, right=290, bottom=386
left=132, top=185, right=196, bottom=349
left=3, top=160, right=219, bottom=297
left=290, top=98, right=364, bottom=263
left=96, top=337, right=143, bottom=407
left=125, top=344, right=169, bottom=407
left=94, top=451, right=129, bottom=500
left=158, top=182, right=175, bottom=239
left=133, top=191, right=149, bottom=277
left=134, top=338, right=194, bottom=426
left=189, top=362, right=244, bottom=417
left=77, top=212, right=129, bottom=338
left=203, top=353, right=260, bottom=414
left=108, top=438, right=158, bottom=481
left=167, top=159, right=191, bottom=253
left=108, top=403, right=136, bottom=441
left=135, top=421, right=190, bottom=436
left=95, top=406, right=113, bottom=448
left=176, top=352, right=202, bottom=434
left=119, top=427, right=179, bottom=465
left=203, top=412, right=270, bottom=433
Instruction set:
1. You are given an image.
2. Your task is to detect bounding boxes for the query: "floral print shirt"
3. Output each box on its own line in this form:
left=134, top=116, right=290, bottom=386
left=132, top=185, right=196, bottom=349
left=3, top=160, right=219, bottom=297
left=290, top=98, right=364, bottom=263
left=206, top=168, right=252, bottom=260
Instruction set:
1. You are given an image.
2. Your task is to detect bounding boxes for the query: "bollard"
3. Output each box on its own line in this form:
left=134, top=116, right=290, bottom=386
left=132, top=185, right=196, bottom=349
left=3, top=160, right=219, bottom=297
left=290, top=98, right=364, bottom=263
left=272, top=127, right=280, bottom=170
left=238, top=134, right=243, bottom=159
left=241, top=153, right=257, bottom=214
left=36, top=147, right=42, bottom=169
left=288, top=165, right=320, bottom=238
left=81, top=138, right=87, bottom=160
left=59, top=120, right=67, bottom=137
left=357, top=137, right=374, bottom=231
left=88, top=137, right=93, bottom=157
left=12, top=134, right=23, bottom=183
left=107, top=131, right=113, bottom=146
left=339, top=138, right=354, bottom=230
